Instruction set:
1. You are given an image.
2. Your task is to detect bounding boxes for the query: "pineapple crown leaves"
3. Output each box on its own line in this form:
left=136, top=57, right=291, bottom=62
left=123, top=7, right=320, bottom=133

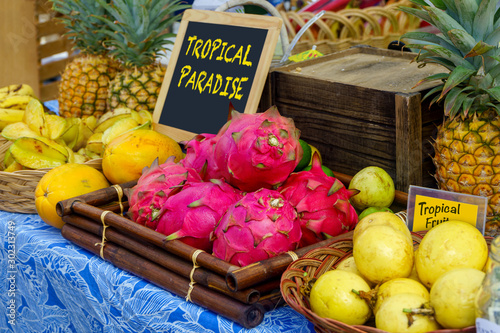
left=50, top=0, right=111, bottom=55
left=399, top=0, right=500, bottom=118
left=94, top=0, right=191, bottom=68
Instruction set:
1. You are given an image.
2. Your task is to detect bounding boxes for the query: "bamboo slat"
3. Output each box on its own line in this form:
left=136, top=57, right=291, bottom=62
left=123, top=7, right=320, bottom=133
left=62, top=213, right=262, bottom=304
left=61, top=224, right=266, bottom=329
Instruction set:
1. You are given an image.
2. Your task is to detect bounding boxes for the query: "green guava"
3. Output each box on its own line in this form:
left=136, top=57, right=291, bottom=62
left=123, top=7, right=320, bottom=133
left=348, top=166, right=395, bottom=211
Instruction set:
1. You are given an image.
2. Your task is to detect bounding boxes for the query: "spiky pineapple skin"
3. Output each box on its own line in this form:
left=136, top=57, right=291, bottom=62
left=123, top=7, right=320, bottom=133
left=59, top=55, right=119, bottom=118
left=433, top=109, right=500, bottom=236
left=108, top=65, right=166, bottom=113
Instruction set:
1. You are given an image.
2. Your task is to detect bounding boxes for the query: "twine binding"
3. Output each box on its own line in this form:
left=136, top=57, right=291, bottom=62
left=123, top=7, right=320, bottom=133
left=185, top=249, right=204, bottom=302
left=112, top=184, right=124, bottom=216
left=95, top=210, right=111, bottom=260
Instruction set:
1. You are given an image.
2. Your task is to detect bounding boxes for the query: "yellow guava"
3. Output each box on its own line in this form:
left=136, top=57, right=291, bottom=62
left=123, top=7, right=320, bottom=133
left=309, top=270, right=372, bottom=325
left=375, top=293, right=440, bottom=332
left=407, top=249, right=422, bottom=283
left=353, top=211, right=412, bottom=244
left=430, top=267, right=485, bottom=329
left=416, top=220, right=488, bottom=288
left=353, top=225, right=414, bottom=284
left=374, top=278, right=430, bottom=314
left=336, top=256, right=374, bottom=287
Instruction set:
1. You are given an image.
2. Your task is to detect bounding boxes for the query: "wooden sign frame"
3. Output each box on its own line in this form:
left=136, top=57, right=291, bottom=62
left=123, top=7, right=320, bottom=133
left=153, top=9, right=282, bottom=142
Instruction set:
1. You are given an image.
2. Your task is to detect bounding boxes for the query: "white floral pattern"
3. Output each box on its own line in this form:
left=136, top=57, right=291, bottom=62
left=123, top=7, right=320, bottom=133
left=0, top=212, right=314, bottom=333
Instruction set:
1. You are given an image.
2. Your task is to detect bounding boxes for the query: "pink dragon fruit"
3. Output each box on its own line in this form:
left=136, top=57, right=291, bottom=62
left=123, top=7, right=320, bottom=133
left=179, top=133, right=223, bottom=181
left=155, top=179, right=243, bottom=252
left=126, top=156, right=202, bottom=229
left=212, top=188, right=301, bottom=267
left=279, top=152, right=359, bottom=247
left=213, top=106, right=303, bottom=192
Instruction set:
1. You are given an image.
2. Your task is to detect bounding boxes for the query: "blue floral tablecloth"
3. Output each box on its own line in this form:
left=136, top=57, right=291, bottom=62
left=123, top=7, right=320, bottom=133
left=0, top=211, right=314, bottom=333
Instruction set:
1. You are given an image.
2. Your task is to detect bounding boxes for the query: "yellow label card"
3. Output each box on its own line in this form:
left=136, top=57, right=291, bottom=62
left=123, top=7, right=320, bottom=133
left=406, top=186, right=487, bottom=234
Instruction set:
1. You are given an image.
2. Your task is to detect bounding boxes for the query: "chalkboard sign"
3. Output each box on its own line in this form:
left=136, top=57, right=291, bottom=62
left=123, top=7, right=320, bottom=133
left=153, top=9, right=282, bottom=142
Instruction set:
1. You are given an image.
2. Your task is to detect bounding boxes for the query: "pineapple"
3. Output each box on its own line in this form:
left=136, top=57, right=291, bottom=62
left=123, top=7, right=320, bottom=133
left=95, top=0, right=190, bottom=113
left=51, top=0, right=119, bottom=118
left=400, top=0, right=500, bottom=236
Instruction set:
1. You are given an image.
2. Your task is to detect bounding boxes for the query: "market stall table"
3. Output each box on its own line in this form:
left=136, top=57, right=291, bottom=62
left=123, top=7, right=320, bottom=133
left=0, top=211, right=315, bottom=332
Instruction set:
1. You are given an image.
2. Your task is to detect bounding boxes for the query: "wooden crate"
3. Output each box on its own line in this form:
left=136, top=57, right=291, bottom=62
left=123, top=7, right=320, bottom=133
left=0, top=0, right=74, bottom=102
left=261, top=46, right=444, bottom=192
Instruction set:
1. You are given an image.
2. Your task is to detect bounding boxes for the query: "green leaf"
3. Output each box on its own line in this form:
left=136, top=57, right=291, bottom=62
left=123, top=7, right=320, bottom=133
left=485, top=25, right=500, bottom=45
left=423, top=45, right=476, bottom=69
left=473, top=0, right=497, bottom=40
left=495, top=6, right=500, bottom=26
left=443, top=87, right=465, bottom=116
left=440, top=66, right=477, bottom=98
left=410, top=52, right=457, bottom=71
left=428, top=0, right=447, bottom=10
left=423, top=84, right=446, bottom=102
left=427, top=6, right=465, bottom=35
left=465, top=41, right=496, bottom=58
left=447, top=29, right=478, bottom=56
left=401, top=31, right=462, bottom=53
left=413, top=72, right=449, bottom=90
left=462, top=95, right=475, bottom=117
left=455, top=0, right=478, bottom=32
left=439, top=0, right=459, bottom=20
left=486, top=86, right=500, bottom=102
left=488, top=63, right=500, bottom=81
left=406, top=0, right=430, bottom=6
left=479, top=73, right=494, bottom=90
left=398, top=6, right=433, bottom=25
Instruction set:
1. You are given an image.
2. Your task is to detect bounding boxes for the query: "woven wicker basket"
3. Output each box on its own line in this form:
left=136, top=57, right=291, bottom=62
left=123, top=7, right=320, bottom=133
left=0, top=137, right=102, bottom=214
left=278, top=0, right=422, bottom=56
left=280, top=230, right=482, bottom=333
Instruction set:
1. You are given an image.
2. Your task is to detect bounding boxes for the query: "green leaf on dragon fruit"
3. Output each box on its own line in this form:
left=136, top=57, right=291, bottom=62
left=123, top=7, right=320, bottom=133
left=333, top=199, right=351, bottom=215
left=187, top=199, right=203, bottom=208
left=279, top=129, right=289, bottom=139
left=232, top=131, right=242, bottom=143
left=439, top=65, right=476, bottom=99
left=327, top=178, right=343, bottom=196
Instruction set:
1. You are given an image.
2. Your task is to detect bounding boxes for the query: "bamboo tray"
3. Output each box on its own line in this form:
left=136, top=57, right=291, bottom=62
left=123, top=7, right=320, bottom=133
left=56, top=171, right=408, bottom=328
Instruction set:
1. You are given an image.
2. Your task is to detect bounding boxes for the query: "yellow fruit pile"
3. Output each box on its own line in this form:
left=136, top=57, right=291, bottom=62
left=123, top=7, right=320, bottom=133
left=309, top=216, right=489, bottom=332
left=0, top=83, right=178, bottom=174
